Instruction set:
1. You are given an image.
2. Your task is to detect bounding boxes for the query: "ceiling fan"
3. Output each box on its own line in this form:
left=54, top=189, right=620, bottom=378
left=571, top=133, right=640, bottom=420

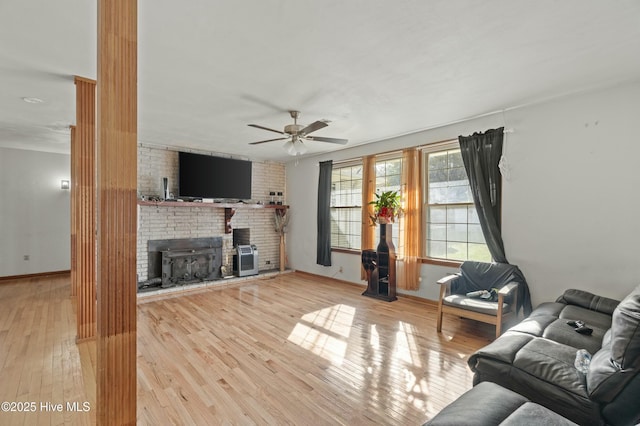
left=248, top=110, right=348, bottom=156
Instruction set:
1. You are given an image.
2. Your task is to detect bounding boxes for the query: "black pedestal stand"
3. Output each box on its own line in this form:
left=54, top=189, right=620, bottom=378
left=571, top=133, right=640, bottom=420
left=361, top=223, right=397, bottom=302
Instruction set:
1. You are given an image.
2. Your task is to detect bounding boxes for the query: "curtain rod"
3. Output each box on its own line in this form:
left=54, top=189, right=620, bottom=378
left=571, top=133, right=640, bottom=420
left=324, top=128, right=515, bottom=166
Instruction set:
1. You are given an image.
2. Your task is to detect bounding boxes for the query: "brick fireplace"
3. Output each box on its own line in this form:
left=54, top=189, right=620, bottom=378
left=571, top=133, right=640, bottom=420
left=146, top=237, right=222, bottom=289
left=136, top=144, right=286, bottom=289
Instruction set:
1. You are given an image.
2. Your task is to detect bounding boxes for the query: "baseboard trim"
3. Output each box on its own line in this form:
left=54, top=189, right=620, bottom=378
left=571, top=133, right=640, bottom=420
left=75, top=335, right=96, bottom=344
left=0, top=270, right=70, bottom=283
left=293, top=269, right=437, bottom=306
left=293, top=269, right=365, bottom=289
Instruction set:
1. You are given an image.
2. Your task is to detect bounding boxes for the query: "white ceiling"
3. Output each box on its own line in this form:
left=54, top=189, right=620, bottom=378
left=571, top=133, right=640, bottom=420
left=1, top=1, right=639, bottom=162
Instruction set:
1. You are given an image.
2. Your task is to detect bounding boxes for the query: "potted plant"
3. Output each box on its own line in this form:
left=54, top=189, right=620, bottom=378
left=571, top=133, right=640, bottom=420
left=369, top=190, right=402, bottom=225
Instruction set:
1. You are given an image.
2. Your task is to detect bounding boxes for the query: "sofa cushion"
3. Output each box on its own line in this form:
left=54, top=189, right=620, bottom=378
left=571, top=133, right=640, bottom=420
left=424, top=381, right=528, bottom=426
left=507, top=304, right=610, bottom=353
left=501, top=402, right=578, bottom=426
left=541, top=319, right=607, bottom=355
left=587, top=285, right=640, bottom=403
left=470, top=331, right=533, bottom=365
left=610, top=285, right=640, bottom=369
left=558, top=305, right=614, bottom=330
left=556, top=289, right=620, bottom=316
left=509, top=314, right=558, bottom=337
left=513, top=338, right=588, bottom=397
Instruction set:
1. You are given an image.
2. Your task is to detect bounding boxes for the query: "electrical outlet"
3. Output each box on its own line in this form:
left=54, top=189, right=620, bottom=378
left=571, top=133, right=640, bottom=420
left=23, top=255, right=30, bottom=261
left=265, top=260, right=271, bottom=265
left=338, top=266, right=343, bottom=273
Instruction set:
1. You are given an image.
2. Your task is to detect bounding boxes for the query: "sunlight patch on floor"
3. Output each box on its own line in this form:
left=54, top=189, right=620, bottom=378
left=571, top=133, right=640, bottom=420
left=394, top=321, right=422, bottom=368
left=287, top=304, right=356, bottom=365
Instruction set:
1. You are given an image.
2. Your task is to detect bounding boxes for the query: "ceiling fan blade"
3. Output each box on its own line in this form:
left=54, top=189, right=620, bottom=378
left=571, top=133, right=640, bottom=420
left=249, top=137, right=289, bottom=145
left=300, top=120, right=328, bottom=136
left=306, top=136, right=348, bottom=145
left=247, top=124, right=286, bottom=135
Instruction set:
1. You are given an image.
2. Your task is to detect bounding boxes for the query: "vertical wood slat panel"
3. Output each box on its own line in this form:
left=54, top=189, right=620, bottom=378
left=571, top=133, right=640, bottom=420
left=96, top=1, right=137, bottom=424
left=70, top=125, right=77, bottom=298
left=74, top=76, right=97, bottom=341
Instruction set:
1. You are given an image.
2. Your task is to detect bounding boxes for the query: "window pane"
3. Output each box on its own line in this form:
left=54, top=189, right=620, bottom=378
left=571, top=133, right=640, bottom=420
left=428, top=206, right=446, bottom=223
left=447, top=242, right=468, bottom=261
left=468, top=224, right=485, bottom=244
left=448, top=150, right=464, bottom=168
left=428, top=240, right=447, bottom=259
left=387, top=174, right=401, bottom=187
left=448, top=167, right=468, bottom=182
left=446, top=205, right=467, bottom=223
left=429, top=169, right=448, bottom=184
left=447, top=223, right=467, bottom=242
left=468, top=206, right=480, bottom=224
left=429, top=187, right=448, bottom=204
left=428, top=224, right=446, bottom=240
left=429, top=152, right=447, bottom=170
left=447, top=184, right=472, bottom=203
left=469, top=243, right=491, bottom=262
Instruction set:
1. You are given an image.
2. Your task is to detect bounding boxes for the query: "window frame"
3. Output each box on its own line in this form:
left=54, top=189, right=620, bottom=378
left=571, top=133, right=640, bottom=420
left=421, top=141, right=492, bottom=263
left=329, top=160, right=363, bottom=251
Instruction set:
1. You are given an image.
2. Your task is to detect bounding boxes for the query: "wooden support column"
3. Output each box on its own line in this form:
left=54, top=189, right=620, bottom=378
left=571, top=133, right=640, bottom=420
left=70, top=125, right=77, bottom=298
left=74, top=76, right=97, bottom=340
left=96, top=1, right=137, bottom=424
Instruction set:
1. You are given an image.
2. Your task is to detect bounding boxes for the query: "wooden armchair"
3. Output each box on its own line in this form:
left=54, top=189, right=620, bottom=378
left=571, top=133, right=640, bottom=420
left=436, top=262, right=522, bottom=339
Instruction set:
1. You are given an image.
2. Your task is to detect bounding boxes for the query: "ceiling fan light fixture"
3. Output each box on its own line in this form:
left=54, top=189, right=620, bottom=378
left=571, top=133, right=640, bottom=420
left=285, top=138, right=307, bottom=156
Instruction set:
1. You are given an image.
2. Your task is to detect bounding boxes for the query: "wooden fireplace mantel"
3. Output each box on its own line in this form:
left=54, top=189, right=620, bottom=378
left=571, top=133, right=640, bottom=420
left=137, top=200, right=289, bottom=234
left=137, top=200, right=289, bottom=210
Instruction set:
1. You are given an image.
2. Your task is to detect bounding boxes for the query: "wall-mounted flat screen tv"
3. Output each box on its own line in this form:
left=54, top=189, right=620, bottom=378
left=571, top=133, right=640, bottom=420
left=179, top=152, right=252, bottom=200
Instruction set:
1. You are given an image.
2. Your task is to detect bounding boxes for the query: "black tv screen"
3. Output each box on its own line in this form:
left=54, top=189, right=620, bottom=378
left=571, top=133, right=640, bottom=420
left=179, top=152, right=252, bottom=200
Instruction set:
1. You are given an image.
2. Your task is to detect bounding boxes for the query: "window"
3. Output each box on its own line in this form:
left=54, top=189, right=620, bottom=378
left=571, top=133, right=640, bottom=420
left=375, top=156, right=403, bottom=250
left=423, top=144, right=491, bottom=262
left=330, top=162, right=362, bottom=249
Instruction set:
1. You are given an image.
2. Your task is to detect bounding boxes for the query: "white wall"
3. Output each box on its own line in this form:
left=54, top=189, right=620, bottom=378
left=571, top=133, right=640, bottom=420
left=0, top=148, right=70, bottom=276
left=286, top=81, right=640, bottom=306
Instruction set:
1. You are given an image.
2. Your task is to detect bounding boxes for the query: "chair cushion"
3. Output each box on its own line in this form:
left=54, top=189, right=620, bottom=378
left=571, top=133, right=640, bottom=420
left=443, top=294, right=510, bottom=316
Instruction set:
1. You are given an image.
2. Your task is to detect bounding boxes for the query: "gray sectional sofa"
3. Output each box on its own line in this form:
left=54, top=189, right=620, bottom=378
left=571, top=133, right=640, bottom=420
left=467, top=285, right=640, bottom=426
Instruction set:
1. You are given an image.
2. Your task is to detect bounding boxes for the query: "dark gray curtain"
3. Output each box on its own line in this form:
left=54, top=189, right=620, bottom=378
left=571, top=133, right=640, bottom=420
left=317, top=160, right=333, bottom=266
left=458, top=127, right=507, bottom=263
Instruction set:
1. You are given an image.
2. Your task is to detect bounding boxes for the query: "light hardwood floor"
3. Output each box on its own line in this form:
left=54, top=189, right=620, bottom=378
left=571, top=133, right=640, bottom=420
left=0, top=272, right=495, bottom=425
left=0, top=275, right=95, bottom=425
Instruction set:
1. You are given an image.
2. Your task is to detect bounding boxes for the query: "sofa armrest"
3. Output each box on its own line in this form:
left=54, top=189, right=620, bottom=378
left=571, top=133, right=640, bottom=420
left=556, top=289, right=620, bottom=316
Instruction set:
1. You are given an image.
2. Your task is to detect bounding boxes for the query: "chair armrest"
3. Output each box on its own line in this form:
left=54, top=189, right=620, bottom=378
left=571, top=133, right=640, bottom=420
left=436, top=274, right=459, bottom=286
left=498, top=282, right=518, bottom=295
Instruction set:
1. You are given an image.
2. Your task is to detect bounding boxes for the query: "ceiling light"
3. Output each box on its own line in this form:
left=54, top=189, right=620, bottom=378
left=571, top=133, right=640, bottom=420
left=285, top=138, right=307, bottom=156
left=22, top=97, right=45, bottom=104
